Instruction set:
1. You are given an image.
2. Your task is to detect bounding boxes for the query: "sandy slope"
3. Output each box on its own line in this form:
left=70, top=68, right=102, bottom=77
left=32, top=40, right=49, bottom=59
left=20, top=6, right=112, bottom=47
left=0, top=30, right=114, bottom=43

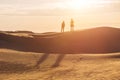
left=0, top=49, right=120, bottom=80
left=0, top=27, right=120, bottom=53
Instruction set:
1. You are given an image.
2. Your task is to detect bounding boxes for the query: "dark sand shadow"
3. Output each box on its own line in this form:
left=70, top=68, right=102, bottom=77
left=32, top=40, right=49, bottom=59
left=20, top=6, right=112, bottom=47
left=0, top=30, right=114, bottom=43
left=0, top=61, right=33, bottom=74
left=52, top=54, right=65, bottom=67
left=35, top=53, right=49, bottom=67
left=107, top=54, right=120, bottom=58
left=35, top=53, right=65, bottom=68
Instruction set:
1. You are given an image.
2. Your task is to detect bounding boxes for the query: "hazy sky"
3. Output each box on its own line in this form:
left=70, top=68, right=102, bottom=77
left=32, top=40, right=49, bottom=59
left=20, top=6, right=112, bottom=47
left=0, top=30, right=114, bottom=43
left=0, top=0, right=120, bottom=32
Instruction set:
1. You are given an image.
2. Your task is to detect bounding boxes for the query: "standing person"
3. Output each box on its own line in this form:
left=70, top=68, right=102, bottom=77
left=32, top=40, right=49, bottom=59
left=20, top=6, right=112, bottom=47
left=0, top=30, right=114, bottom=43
left=61, top=21, right=65, bottom=32
left=70, top=18, right=74, bottom=31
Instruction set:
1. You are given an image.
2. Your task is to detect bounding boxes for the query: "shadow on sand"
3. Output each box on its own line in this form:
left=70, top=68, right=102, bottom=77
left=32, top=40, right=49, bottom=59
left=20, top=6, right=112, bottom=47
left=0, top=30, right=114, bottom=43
left=0, top=61, right=33, bottom=74
left=0, top=53, right=65, bottom=74
left=35, top=53, right=65, bottom=68
left=107, top=54, right=120, bottom=58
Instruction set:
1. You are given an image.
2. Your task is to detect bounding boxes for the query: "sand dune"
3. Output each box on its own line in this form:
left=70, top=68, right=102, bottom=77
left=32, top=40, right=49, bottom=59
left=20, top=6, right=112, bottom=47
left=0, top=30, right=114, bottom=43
left=0, top=0, right=120, bottom=77
left=0, top=27, right=120, bottom=53
left=0, top=27, right=120, bottom=80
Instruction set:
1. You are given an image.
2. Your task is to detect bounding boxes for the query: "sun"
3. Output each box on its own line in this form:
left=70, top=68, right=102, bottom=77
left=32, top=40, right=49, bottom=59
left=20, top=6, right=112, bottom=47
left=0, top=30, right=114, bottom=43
left=65, top=0, right=109, bottom=9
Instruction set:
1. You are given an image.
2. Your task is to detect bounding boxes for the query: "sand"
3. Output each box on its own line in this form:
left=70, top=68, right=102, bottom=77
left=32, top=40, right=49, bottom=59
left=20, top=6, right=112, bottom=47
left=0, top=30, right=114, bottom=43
left=0, top=49, right=120, bottom=80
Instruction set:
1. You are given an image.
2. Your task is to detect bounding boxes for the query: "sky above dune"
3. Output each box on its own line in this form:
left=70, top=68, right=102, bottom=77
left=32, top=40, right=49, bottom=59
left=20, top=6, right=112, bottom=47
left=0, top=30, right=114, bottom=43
left=0, top=0, right=120, bottom=32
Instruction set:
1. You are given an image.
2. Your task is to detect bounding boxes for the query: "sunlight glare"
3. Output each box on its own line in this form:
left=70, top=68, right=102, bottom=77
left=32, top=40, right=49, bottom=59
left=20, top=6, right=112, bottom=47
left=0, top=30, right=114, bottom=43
left=66, top=0, right=111, bottom=9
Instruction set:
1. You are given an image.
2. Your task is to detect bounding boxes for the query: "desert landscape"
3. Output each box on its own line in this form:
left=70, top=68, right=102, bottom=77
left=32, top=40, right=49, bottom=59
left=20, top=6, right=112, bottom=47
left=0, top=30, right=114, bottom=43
left=0, top=27, right=120, bottom=80
left=0, top=0, right=120, bottom=80
left=0, top=49, right=120, bottom=80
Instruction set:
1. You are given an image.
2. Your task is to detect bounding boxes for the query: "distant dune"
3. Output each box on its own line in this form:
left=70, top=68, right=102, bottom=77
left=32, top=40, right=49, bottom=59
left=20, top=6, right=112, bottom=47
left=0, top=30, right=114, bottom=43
left=0, top=27, right=120, bottom=53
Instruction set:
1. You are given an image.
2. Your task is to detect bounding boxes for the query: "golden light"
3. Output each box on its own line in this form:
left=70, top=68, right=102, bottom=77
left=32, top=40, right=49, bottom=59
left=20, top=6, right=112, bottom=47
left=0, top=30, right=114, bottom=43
left=65, top=0, right=111, bottom=9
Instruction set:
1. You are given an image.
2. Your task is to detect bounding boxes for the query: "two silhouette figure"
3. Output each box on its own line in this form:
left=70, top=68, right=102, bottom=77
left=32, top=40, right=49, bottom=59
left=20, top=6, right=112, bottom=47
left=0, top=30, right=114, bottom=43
left=61, top=18, right=75, bottom=32
left=35, top=18, right=75, bottom=68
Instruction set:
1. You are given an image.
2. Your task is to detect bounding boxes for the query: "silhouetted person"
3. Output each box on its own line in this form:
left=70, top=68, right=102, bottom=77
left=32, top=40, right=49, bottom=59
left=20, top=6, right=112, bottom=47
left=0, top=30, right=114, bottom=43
left=61, top=21, right=65, bottom=32
left=70, top=18, right=74, bottom=31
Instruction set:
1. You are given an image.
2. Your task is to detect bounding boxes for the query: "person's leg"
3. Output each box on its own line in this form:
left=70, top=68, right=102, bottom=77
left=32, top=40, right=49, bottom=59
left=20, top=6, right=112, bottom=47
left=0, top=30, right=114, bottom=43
left=61, top=27, right=63, bottom=32
left=71, top=27, right=74, bottom=31
left=72, top=27, right=74, bottom=31
left=70, top=27, right=72, bottom=32
left=52, top=54, right=65, bottom=67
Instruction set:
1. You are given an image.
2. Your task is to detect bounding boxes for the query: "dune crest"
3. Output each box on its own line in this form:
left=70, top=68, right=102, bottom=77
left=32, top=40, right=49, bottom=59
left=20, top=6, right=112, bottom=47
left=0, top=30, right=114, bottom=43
left=0, top=27, right=120, bottom=53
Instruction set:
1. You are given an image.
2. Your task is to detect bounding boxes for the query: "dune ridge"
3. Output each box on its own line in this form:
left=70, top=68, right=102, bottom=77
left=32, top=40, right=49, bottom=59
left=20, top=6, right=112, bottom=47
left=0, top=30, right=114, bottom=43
left=0, top=27, right=120, bottom=53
